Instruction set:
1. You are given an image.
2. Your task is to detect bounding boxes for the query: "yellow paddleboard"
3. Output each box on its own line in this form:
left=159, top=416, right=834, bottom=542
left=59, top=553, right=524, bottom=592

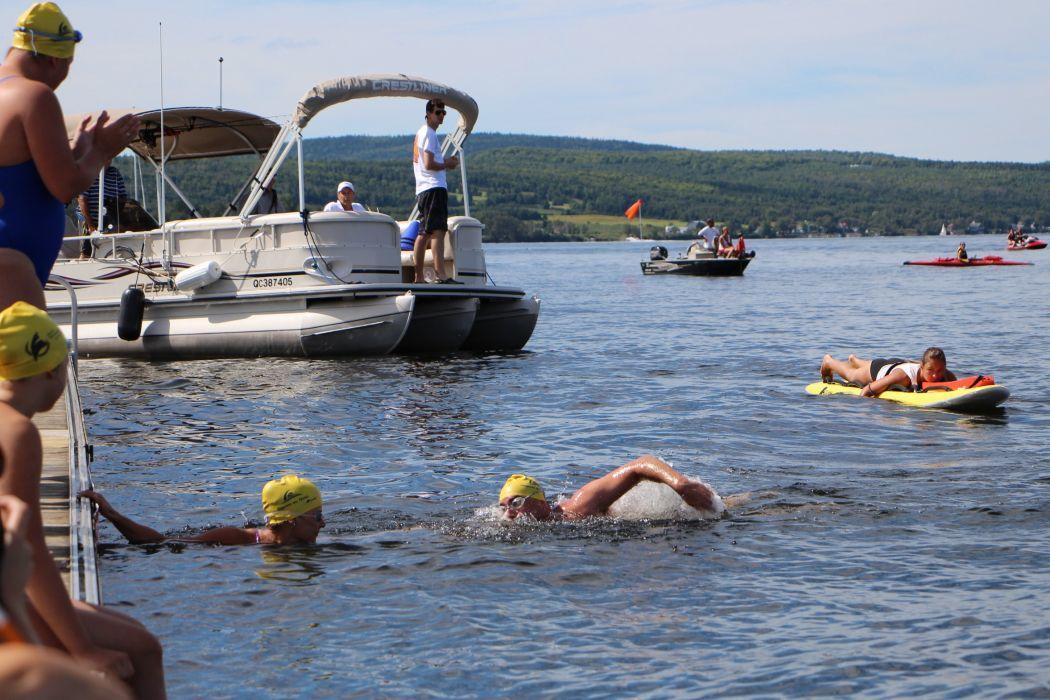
left=804, top=381, right=1009, bottom=412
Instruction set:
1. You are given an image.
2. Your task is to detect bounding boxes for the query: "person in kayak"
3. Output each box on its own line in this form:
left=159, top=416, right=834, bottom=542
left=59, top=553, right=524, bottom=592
left=820, top=347, right=957, bottom=397
left=497, top=454, right=725, bottom=522
left=956, top=242, right=969, bottom=262
left=78, top=475, right=325, bottom=545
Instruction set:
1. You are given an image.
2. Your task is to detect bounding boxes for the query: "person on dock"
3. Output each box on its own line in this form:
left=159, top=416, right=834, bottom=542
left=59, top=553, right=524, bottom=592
left=819, top=347, right=957, bottom=397
left=79, top=474, right=325, bottom=546
left=0, top=2, right=139, bottom=309
left=0, top=301, right=166, bottom=697
left=411, top=99, right=460, bottom=284
left=323, top=181, right=366, bottom=213
left=497, top=454, right=725, bottom=522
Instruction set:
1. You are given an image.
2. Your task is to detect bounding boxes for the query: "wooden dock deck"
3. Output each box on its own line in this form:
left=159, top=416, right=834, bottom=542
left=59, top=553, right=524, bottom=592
left=30, top=366, right=99, bottom=602
left=35, top=390, right=72, bottom=590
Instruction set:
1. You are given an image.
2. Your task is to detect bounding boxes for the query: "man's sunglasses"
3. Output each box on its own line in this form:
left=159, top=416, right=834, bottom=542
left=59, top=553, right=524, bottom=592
left=433, top=109, right=447, bottom=116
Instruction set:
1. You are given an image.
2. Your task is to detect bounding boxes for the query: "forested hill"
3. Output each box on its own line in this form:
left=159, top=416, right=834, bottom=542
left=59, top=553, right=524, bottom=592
left=129, top=133, right=1050, bottom=241
left=303, top=133, right=680, bottom=161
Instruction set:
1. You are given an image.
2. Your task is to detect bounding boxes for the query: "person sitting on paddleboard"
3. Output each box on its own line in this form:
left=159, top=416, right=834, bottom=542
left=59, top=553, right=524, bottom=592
left=79, top=475, right=325, bottom=545
left=497, top=454, right=725, bottom=522
left=820, top=347, right=957, bottom=397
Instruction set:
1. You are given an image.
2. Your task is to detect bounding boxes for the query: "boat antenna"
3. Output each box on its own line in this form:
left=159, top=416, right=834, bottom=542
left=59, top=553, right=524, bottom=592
left=158, top=21, right=166, bottom=225
left=218, top=56, right=223, bottom=110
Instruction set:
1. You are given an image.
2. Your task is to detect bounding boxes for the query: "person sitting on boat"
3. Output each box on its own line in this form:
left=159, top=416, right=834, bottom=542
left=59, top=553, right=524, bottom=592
left=75, top=159, right=128, bottom=258
left=956, top=242, right=968, bottom=262
left=716, top=227, right=734, bottom=257
left=323, top=181, right=365, bottom=214
left=0, top=301, right=166, bottom=695
left=696, top=218, right=718, bottom=251
left=79, top=474, right=325, bottom=546
left=819, top=347, right=957, bottom=397
left=497, top=455, right=725, bottom=522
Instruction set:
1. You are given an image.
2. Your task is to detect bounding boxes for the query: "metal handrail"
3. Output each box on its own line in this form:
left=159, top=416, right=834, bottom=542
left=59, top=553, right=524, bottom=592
left=47, top=275, right=101, bottom=604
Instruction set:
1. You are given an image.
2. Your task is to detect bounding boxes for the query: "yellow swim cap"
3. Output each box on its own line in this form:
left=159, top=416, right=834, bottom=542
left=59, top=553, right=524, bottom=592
left=0, top=302, right=67, bottom=380
left=499, top=474, right=545, bottom=503
left=12, top=3, right=81, bottom=59
left=261, top=475, right=322, bottom=525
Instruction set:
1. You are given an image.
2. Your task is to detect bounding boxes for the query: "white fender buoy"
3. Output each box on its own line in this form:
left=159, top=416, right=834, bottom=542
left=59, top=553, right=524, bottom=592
left=174, top=261, right=222, bottom=292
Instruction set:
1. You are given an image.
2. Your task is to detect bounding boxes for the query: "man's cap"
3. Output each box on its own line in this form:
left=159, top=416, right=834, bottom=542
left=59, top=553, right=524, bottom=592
left=261, top=475, right=322, bottom=525
left=0, top=301, right=67, bottom=380
left=499, top=474, right=545, bottom=503
left=336, top=181, right=355, bottom=193
left=12, top=3, right=81, bottom=59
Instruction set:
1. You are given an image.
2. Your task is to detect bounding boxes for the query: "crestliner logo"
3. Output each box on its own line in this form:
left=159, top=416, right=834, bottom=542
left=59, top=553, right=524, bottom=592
left=372, top=79, right=448, bottom=95
left=25, top=332, right=49, bottom=361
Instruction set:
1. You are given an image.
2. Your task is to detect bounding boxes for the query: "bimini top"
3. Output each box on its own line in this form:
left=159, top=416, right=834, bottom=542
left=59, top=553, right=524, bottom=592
left=65, top=107, right=281, bottom=161
left=292, top=73, right=479, bottom=136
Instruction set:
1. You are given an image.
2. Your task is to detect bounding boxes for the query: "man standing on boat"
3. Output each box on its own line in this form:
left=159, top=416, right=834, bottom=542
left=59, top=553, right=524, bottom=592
left=412, top=99, right=460, bottom=284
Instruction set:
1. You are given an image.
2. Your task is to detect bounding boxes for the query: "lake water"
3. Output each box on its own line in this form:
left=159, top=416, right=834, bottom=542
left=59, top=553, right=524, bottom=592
left=80, top=234, right=1049, bottom=698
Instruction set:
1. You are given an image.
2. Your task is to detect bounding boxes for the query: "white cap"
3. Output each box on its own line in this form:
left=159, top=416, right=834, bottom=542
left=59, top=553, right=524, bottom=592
left=337, top=181, right=355, bottom=193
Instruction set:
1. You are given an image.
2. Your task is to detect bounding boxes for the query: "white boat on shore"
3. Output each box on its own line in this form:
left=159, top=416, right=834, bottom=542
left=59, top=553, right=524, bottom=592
left=46, top=75, right=540, bottom=358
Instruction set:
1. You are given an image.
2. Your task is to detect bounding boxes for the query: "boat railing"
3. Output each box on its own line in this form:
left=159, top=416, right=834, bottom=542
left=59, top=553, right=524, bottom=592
left=47, top=275, right=101, bottom=605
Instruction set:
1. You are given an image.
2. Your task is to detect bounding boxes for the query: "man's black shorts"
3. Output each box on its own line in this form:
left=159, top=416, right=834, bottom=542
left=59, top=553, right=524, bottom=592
left=417, top=187, right=448, bottom=234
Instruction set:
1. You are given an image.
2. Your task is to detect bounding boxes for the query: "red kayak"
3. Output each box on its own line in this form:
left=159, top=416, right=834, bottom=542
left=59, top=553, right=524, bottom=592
left=1007, top=238, right=1047, bottom=250
left=904, top=256, right=1033, bottom=267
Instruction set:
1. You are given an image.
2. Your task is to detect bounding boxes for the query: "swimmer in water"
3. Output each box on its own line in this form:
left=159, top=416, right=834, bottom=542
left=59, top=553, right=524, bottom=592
left=79, top=475, right=324, bottom=545
left=498, top=454, right=724, bottom=521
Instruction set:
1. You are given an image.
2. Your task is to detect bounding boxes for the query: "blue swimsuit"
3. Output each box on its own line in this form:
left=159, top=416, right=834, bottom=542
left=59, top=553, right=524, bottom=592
left=0, top=77, right=67, bottom=286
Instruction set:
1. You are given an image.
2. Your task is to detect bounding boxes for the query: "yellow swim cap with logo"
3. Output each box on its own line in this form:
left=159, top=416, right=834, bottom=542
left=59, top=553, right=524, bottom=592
left=261, top=475, right=322, bottom=525
left=12, top=3, right=81, bottom=59
left=499, top=474, right=545, bottom=503
left=0, top=302, right=67, bottom=380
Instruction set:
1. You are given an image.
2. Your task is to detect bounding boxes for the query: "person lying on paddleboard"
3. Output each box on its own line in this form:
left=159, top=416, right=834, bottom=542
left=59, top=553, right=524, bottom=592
left=79, top=475, right=324, bottom=545
left=497, top=454, right=725, bottom=522
left=820, top=347, right=957, bottom=397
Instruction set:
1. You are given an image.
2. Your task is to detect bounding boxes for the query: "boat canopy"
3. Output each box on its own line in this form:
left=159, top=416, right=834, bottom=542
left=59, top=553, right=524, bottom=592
left=292, top=73, right=479, bottom=137
left=64, top=107, right=281, bottom=161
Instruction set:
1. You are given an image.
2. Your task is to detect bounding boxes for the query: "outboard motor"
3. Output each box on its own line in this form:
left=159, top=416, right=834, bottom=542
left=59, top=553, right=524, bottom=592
left=117, top=287, right=146, bottom=341
left=650, top=245, right=668, bottom=261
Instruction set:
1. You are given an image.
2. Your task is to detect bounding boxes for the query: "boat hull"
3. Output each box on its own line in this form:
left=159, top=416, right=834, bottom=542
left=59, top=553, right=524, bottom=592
left=395, top=295, right=478, bottom=353
left=49, top=292, right=414, bottom=359
left=462, top=295, right=541, bottom=352
left=641, top=253, right=754, bottom=276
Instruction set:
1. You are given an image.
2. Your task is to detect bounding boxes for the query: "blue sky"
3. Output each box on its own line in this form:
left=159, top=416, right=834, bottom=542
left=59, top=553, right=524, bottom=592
left=44, top=0, right=1050, bottom=162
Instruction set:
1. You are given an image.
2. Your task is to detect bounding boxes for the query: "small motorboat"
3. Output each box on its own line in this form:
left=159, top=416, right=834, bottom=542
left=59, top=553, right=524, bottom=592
left=1007, top=237, right=1047, bottom=251
left=903, top=255, right=1032, bottom=267
left=641, top=243, right=754, bottom=276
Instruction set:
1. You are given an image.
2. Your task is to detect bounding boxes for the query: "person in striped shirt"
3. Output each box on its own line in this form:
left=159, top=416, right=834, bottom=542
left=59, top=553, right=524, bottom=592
left=75, top=162, right=127, bottom=257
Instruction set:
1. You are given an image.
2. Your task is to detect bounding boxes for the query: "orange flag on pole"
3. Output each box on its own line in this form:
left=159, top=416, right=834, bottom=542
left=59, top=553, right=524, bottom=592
left=624, top=199, right=643, bottom=220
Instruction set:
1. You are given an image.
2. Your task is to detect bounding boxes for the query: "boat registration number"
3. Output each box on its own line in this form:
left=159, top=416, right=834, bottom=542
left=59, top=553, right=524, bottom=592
left=253, top=277, right=294, bottom=288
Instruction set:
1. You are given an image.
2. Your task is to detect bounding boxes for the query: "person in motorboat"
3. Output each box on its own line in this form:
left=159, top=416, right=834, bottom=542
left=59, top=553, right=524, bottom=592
left=497, top=454, right=724, bottom=522
left=716, top=227, right=735, bottom=257
left=411, top=99, right=461, bottom=284
left=0, top=2, right=139, bottom=309
left=75, top=159, right=128, bottom=258
left=819, top=347, right=957, bottom=397
left=0, top=301, right=166, bottom=696
left=696, top=218, right=719, bottom=251
left=956, top=241, right=968, bottom=262
left=323, top=180, right=365, bottom=214
left=79, top=474, right=325, bottom=546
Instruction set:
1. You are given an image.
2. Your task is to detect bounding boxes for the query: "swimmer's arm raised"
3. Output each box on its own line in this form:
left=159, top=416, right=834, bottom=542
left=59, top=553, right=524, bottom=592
left=78, top=490, right=166, bottom=544
left=564, top=454, right=716, bottom=516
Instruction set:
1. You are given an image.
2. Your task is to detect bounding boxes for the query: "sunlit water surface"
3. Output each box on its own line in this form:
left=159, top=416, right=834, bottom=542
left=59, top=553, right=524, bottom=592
left=80, top=235, right=1049, bottom=697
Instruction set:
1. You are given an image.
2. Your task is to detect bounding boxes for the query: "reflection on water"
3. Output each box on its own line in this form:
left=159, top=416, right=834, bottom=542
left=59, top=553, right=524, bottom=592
left=82, top=236, right=1049, bottom=697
